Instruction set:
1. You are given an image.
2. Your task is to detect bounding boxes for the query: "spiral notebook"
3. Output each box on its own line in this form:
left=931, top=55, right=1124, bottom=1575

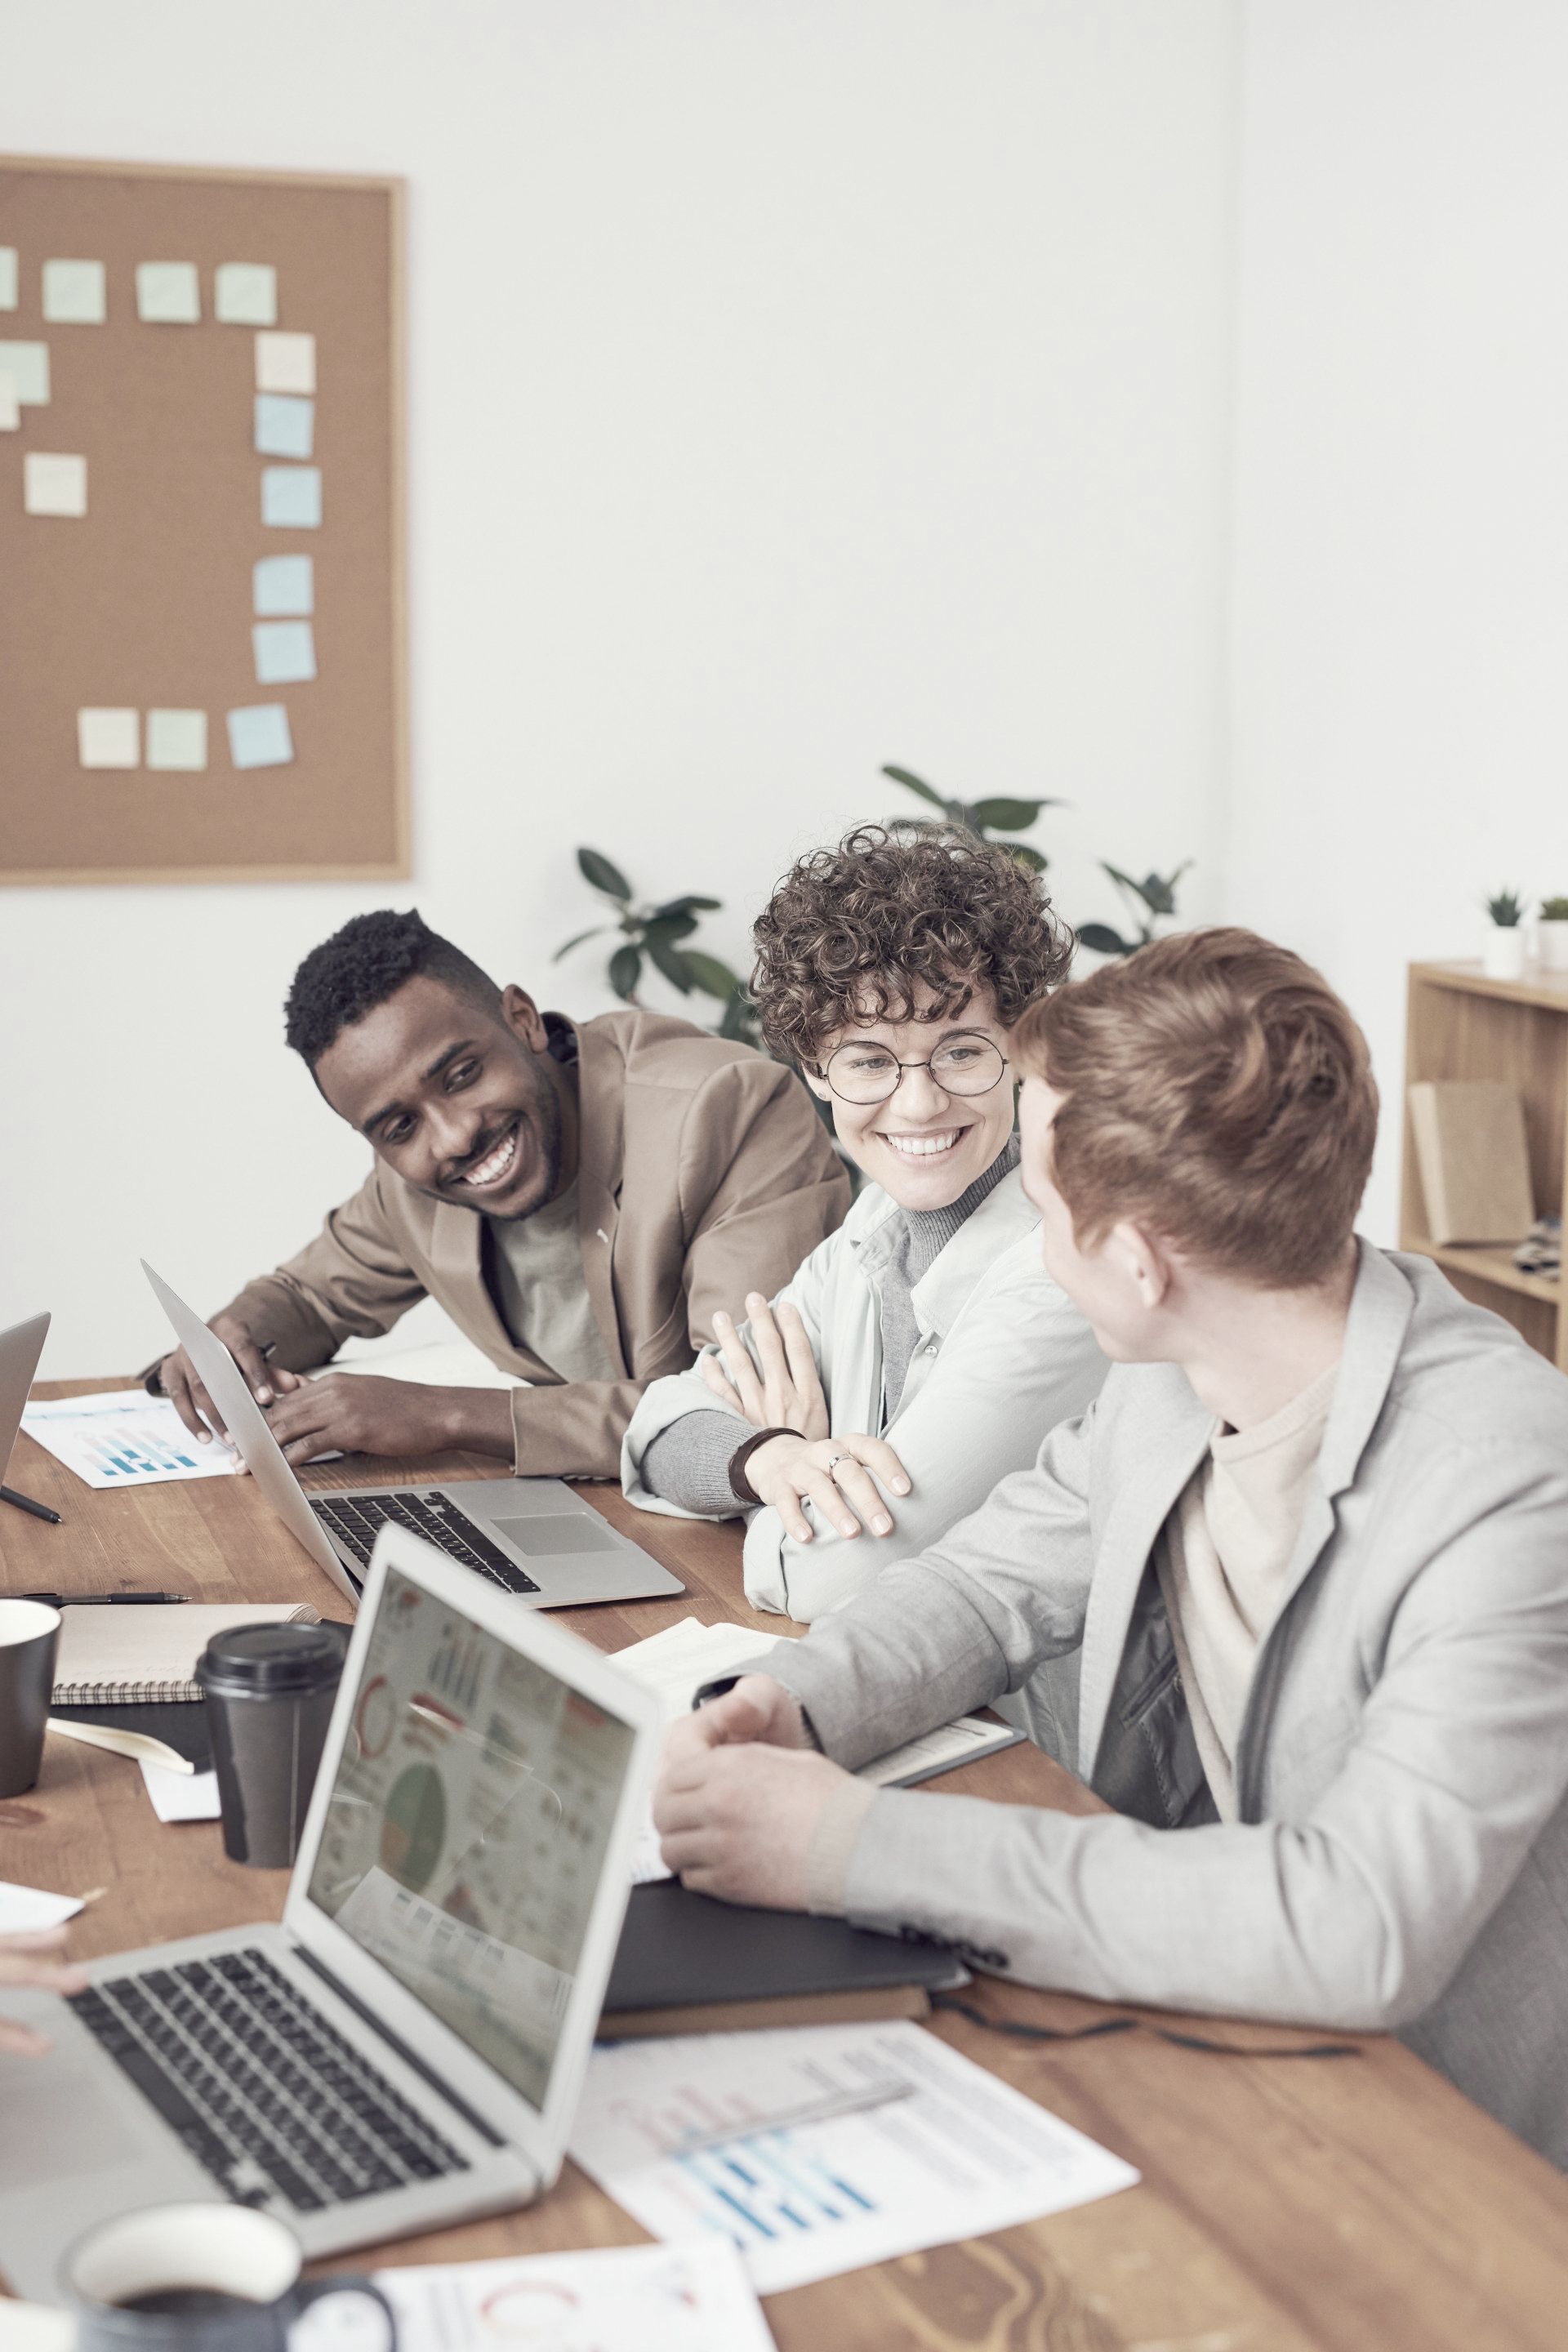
left=51, top=1602, right=322, bottom=1704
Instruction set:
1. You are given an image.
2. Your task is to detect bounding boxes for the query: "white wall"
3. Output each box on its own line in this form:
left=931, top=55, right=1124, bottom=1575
left=2, top=0, right=1241, bottom=1375
left=1226, top=0, right=1568, bottom=1238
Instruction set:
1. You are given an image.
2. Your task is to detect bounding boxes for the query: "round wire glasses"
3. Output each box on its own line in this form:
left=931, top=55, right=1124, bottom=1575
left=819, top=1031, right=1009, bottom=1106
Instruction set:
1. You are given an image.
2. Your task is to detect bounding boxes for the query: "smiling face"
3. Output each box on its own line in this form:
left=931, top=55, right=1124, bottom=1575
left=808, top=982, right=1015, bottom=1209
left=313, top=973, right=573, bottom=1218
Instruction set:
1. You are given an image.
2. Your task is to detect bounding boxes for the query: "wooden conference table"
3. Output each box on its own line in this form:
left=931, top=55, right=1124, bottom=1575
left=5, top=1386, right=1568, bottom=2351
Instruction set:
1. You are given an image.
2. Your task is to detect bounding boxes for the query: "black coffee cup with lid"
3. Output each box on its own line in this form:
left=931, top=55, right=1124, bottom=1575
left=196, top=1622, right=348, bottom=1869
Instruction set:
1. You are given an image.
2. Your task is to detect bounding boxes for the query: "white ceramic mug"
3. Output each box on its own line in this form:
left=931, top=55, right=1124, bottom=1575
left=61, top=2203, right=396, bottom=2352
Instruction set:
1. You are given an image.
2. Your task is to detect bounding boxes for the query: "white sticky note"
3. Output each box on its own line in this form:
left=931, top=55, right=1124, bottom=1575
left=141, top=1762, right=221, bottom=1822
left=255, top=329, right=314, bottom=394
left=254, top=393, right=313, bottom=460
left=261, top=466, right=321, bottom=528
left=0, top=341, right=50, bottom=404
left=24, top=452, right=87, bottom=516
left=78, top=709, right=140, bottom=769
left=136, top=261, right=201, bottom=323
left=253, top=554, right=314, bottom=616
left=227, top=703, right=294, bottom=768
left=252, top=620, right=316, bottom=684
left=0, top=247, right=16, bottom=310
left=0, top=376, right=18, bottom=430
left=42, top=258, right=106, bottom=323
left=145, top=709, right=208, bottom=772
left=216, top=262, right=277, bottom=326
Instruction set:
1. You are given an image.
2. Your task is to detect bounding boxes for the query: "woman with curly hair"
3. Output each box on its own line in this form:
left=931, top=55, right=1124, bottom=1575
left=621, top=825, right=1107, bottom=1619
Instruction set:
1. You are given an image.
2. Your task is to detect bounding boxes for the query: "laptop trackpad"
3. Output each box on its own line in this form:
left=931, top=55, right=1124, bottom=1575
left=493, top=1513, right=621, bottom=1557
left=0, top=2054, right=144, bottom=2183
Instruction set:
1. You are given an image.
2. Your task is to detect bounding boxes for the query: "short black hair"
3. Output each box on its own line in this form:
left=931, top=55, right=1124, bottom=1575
left=283, top=908, right=504, bottom=1067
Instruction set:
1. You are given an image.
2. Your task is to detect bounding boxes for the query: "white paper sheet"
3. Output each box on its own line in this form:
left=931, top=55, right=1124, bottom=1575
left=20, top=1391, right=240, bottom=1488
left=375, top=2238, right=774, bottom=2352
left=0, top=1881, right=84, bottom=1934
left=572, top=2020, right=1138, bottom=2296
left=576, top=2021, right=909, bottom=2167
left=141, top=1762, right=221, bottom=1822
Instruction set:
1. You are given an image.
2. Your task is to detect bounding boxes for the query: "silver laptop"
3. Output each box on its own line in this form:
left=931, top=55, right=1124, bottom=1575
left=0, top=1311, right=50, bottom=1481
left=143, top=1262, right=683, bottom=1612
left=0, top=1523, right=663, bottom=2301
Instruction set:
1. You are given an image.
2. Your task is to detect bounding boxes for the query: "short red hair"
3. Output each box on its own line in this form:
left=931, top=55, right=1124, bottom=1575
left=1013, top=928, right=1377, bottom=1285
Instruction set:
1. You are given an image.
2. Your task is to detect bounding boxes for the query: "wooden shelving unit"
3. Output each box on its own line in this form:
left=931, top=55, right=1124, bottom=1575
left=1401, top=960, right=1568, bottom=1370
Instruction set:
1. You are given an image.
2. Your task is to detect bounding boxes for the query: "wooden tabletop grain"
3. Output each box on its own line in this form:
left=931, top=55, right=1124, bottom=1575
left=5, top=1382, right=1568, bottom=2350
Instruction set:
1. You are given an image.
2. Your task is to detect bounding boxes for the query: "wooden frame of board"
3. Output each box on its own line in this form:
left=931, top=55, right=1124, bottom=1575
left=0, top=153, right=408, bottom=885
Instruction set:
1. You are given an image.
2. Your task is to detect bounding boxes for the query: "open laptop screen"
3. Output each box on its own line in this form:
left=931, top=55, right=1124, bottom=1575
left=305, top=1563, right=637, bottom=2110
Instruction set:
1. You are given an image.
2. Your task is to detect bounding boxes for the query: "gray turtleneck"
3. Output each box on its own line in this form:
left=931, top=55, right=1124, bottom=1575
left=639, top=1138, right=1020, bottom=1515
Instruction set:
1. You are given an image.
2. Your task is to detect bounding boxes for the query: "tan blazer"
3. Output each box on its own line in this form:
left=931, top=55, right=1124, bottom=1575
left=210, top=1010, right=850, bottom=1479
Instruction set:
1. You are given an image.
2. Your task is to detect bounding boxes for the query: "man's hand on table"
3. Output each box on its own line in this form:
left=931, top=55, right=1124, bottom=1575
left=653, top=1673, right=855, bottom=1909
left=158, top=1312, right=283, bottom=1445
left=260, top=1375, right=515, bottom=1468
left=0, top=1927, right=89, bottom=2056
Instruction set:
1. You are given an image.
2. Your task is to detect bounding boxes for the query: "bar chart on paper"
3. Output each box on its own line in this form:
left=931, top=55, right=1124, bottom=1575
left=20, top=1392, right=241, bottom=1490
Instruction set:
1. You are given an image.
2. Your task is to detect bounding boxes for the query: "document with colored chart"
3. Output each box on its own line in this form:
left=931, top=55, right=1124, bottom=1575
left=20, top=1391, right=240, bottom=1488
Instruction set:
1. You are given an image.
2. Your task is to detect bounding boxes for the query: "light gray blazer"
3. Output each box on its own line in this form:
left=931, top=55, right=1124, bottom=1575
left=768, top=1243, right=1568, bottom=2169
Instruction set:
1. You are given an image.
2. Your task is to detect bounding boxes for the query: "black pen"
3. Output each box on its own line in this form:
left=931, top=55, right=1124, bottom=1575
left=20, top=1591, right=190, bottom=1607
left=1, top=1485, right=62, bottom=1525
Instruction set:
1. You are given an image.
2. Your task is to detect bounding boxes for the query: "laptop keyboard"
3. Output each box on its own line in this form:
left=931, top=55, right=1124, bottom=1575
left=69, top=1947, right=469, bottom=2214
left=310, top=1490, right=540, bottom=1595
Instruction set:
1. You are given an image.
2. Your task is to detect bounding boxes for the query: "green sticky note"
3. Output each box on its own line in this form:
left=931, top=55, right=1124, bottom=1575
left=136, top=261, right=201, bottom=323
left=42, top=259, right=106, bottom=323
left=216, top=263, right=277, bottom=326
left=0, top=248, right=16, bottom=310
left=0, top=341, right=50, bottom=404
left=146, top=710, right=208, bottom=772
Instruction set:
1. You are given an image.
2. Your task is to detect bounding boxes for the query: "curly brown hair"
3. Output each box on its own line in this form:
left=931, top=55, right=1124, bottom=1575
left=751, top=824, right=1072, bottom=1068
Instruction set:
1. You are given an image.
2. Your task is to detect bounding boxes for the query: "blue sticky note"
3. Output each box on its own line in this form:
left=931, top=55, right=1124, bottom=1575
left=226, top=703, right=294, bottom=769
left=252, top=620, right=316, bottom=684
left=254, top=394, right=314, bottom=460
left=253, top=555, right=314, bottom=617
left=261, top=466, right=322, bottom=528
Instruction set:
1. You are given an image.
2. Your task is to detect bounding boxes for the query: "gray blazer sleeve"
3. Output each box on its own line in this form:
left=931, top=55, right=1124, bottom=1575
left=765, top=1404, right=1098, bottom=1766
left=817, top=1446, right=1568, bottom=2033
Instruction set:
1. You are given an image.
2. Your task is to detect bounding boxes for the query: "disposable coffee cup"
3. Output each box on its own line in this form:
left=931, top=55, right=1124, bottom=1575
left=196, top=1623, right=348, bottom=1869
left=0, top=1597, right=61, bottom=1798
left=63, top=2200, right=396, bottom=2352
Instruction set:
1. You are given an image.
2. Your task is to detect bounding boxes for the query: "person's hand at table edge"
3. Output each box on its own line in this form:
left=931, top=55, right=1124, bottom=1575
left=261, top=1374, right=515, bottom=1468
left=156, top=1312, right=296, bottom=1445
left=741, top=1428, right=911, bottom=1543
left=655, top=1734, right=862, bottom=1909
left=0, top=1927, right=90, bottom=2057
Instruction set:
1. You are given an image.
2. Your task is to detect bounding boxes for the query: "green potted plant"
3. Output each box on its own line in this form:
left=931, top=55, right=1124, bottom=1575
left=1483, top=889, right=1526, bottom=981
left=1538, top=897, right=1568, bottom=973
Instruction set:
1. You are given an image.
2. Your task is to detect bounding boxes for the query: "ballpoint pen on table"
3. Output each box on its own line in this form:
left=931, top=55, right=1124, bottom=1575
left=19, top=1592, right=190, bottom=1606
left=1, top=1485, right=62, bottom=1525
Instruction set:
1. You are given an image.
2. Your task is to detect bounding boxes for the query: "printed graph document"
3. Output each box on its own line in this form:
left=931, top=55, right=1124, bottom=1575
left=613, top=1617, right=1022, bottom=1882
left=571, top=2020, right=1139, bottom=2294
left=375, top=2238, right=774, bottom=2352
left=20, top=1391, right=240, bottom=1488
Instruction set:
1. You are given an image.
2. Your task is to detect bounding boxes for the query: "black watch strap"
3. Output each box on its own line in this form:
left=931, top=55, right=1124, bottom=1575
left=727, top=1425, right=801, bottom=1503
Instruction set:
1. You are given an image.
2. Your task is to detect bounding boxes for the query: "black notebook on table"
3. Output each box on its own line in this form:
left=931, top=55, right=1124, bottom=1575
left=599, top=1878, right=967, bottom=2038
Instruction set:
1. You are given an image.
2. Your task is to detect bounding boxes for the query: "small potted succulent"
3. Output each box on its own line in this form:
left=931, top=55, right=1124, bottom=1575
left=1538, top=896, right=1568, bottom=973
left=1483, top=889, right=1527, bottom=979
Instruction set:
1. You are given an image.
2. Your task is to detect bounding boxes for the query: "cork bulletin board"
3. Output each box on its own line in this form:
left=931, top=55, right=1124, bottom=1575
left=0, top=155, right=408, bottom=884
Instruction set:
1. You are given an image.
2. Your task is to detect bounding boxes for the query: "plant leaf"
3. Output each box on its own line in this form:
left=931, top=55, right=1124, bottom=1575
left=550, top=925, right=608, bottom=962
left=882, top=764, right=947, bottom=808
left=645, top=935, right=695, bottom=992
left=652, top=894, right=722, bottom=920
left=1004, top=843, right=1049, bottom=875
left=608, top=943, right=643, bottom=1000
left=1076, top=921, right=1131, bottom=956
left=642, top=912, right=700, bottom=944
left=968, top=797, right=1050, bottom=831
left=682, top=950, right=743, bottom=1000
left=577, top=847, right=633, bottom=902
